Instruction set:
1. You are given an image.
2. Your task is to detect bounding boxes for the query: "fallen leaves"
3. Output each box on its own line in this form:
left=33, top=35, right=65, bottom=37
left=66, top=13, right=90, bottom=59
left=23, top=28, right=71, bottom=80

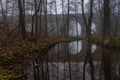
left=0, top=36, right=72, bottom=80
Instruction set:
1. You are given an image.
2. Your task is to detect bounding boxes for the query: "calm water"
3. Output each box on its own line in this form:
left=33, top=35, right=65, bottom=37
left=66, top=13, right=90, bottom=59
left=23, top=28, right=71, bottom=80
left=24, top=41, right=120, bottom=80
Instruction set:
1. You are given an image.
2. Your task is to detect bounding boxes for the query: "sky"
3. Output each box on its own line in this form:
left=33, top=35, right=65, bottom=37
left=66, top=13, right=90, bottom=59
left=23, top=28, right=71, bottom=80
left=1, top=0, right=89, bottom=15
left=47, top=0, right=89, bottom=14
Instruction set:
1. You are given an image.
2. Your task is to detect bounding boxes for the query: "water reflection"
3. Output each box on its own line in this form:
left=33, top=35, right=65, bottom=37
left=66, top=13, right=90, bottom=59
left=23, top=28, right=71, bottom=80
left=24, top=40, right=120, bottom=80
left=102, top=48, right=112, bottom=80
left=91, top=44, right=96, bottom=53
left=69, top=41, right=82, bottom=54
left=83, top=42, right=94, bottom=80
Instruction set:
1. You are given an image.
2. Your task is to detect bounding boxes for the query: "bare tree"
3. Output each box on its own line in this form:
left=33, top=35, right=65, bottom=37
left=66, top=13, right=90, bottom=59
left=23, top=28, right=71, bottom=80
left=0, top=0, right=19, bottom=38
left=111, top=0, right=120, bottom=36
left=43, top=0, right=48, bottom=36
left=18, top=0, right=26, bottom=40
left=102, top=0, right=111, bottom=39
left=67, top=0, right=70, bottom=37
left=30, top=0, right=41, bottom=39
left=81, top=1, right=94, bottom=79
left=81, top=0, right=94, bottom=41
left=55, top=0, right=59, bottom=37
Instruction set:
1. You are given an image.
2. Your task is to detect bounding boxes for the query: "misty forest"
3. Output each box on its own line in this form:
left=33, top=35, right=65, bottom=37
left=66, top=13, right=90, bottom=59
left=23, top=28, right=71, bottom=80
left=0, top=0, right=120, bottom=80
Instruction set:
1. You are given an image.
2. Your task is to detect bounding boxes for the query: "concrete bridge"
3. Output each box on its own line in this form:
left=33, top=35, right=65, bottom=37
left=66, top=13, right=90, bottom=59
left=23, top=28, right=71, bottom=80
left=46, top=13, right=101, bottom=38
left=26, top=13, right=119, bottom=37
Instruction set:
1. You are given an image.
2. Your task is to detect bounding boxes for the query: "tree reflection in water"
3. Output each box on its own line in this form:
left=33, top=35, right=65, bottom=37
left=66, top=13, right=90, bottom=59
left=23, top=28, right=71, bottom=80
left=102, top=47, right=112, bottom=80
left=83, top=42, right=94, bottom=80
left=25, top=41, right=120, bottom=80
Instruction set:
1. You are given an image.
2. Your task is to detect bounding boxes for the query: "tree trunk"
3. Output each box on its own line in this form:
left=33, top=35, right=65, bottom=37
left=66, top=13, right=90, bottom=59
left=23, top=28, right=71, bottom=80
left=55, top=0, right=59, bottom=37
left=102, top=0, right=111, bottom=39
left=67, top=0, right=70, bottom=37
left=18, top=0, right=26, bottom=40
left=81, top=0, right=93, bottom=41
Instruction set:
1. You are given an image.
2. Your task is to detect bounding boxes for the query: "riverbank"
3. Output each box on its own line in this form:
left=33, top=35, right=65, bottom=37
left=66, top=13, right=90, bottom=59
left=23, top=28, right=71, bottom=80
left=1, top=36, right=120, bottom=79
left=0, top=37, right=79, bottom=80
left=92, top=36, right=120, bottom=48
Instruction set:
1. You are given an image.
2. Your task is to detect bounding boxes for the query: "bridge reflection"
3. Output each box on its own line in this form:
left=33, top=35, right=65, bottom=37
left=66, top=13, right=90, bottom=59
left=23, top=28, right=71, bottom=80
left=25, top=40, right=120, bottom=80
left=46, top=41, right=101, bottom=62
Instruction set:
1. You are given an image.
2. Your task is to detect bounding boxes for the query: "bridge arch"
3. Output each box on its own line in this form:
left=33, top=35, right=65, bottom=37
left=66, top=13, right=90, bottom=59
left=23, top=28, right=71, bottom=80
left=46, top=14, right=101, bottom=37
left=69, top=15, right=99, bottom=38
left=68, top=20, right=82, bottom=37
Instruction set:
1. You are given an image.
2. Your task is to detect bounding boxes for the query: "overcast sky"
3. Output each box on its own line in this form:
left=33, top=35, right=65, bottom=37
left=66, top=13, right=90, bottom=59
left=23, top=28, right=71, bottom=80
left=47, top=0, right=89, bottom=14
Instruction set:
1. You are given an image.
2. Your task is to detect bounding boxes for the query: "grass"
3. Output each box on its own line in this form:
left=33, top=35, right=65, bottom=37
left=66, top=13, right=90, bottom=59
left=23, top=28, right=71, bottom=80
left=0, top=69, right=19, bottom=80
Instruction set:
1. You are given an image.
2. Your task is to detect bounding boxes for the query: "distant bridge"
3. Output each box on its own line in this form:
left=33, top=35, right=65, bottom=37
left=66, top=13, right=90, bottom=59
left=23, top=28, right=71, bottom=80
left=46, top=13, right=101, bottom=38
left=26, top=13, right=120, bottom=37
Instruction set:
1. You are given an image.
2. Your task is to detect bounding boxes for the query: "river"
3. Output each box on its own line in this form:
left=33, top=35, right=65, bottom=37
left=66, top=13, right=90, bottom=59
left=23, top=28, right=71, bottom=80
left=23, top=40, right=120, bottom=80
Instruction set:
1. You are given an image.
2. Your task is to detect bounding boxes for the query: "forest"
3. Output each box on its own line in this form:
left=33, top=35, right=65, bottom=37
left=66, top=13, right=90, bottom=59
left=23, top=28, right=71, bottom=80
left=0, top=0, right=120, bottom=80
